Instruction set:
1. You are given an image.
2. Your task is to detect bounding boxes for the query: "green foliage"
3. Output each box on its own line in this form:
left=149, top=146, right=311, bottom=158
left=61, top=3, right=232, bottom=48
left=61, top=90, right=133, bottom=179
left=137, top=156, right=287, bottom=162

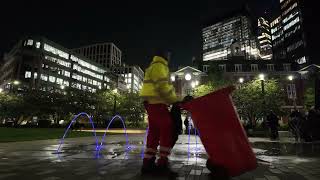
left=0, top=88, right=146, bottom=128
left=117, top=92, right=145, bottom=128
left=233, top=79, right=286, bottom=126
left=194, top=83, right=215, bottom=97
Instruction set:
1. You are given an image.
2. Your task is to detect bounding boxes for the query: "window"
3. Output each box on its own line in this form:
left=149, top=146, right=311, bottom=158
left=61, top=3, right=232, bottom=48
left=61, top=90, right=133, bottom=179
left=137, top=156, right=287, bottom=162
left=36, top=42, right=41, bottom=48
left=287, top=40, right=303, bottom=52
left=251, top=64, right=258, bottom=72
left=49, top=76, right=56, bottom=83
left=41, top=74, right=48, bottom=81
left=64, top=71, right=70, bottom=77
left=44, top=44, right=69, bottom=59
left=287, top=84, right=296, bottom=99
left=283, top=64, right=291, bottom=71
left=56, top=78, right=63, bottom=85
left=63, top=81, right=69, bottom=86
left=235, top=64, right=242, bottom=72
left=284, top=16, right=300, bottom=31
left=83, top=77, right=87, bottom=83
left=267, top=64, right=275, bottom=71
left=25, top=71, right=31, bottom=78
left=218, top=64, right=226, bottom=72
left=296, top=56, right=307, bottom=64
left=27, top=39, right=33, bottom=46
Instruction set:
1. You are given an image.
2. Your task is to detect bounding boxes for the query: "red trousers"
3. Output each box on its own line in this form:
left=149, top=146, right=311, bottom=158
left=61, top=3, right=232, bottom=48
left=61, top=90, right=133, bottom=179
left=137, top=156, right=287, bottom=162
left=144, top=104, right=174, bottom=160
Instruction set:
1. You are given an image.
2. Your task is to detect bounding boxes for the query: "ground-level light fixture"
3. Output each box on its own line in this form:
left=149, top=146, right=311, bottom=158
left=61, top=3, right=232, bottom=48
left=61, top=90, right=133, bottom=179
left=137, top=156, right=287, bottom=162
left=239, top=78, right=244, bottom=83
left=185, top=73, right=192, bottom=81
left=13, top=80, right=20, bottom=85
left=259, top=74, right=265, bottom=81
left=288, top=75, right=294, bottom=81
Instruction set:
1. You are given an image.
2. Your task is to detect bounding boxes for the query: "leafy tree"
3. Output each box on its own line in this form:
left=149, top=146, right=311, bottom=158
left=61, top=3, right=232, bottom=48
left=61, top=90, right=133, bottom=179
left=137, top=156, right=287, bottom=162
left=232, top=79, right=286, bottom=127
left=117, top=92, right=145, bottom=128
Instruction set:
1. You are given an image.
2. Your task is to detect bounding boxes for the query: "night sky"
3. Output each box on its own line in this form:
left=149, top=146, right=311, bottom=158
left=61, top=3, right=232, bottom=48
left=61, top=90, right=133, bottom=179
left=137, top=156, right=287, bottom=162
left=0, top=0, right=279, bottom=70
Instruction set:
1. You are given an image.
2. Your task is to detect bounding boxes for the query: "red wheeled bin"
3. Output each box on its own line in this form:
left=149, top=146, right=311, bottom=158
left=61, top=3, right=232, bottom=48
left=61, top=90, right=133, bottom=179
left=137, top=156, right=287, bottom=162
left=180, top=86, right=257, bottom=177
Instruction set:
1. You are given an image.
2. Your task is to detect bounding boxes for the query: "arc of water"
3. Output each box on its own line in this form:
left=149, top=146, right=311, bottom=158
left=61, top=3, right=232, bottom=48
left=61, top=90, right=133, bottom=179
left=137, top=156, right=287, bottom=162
left=98, top=115, right=130, bottom=157
left=56, top=112, right=99, bottom=154
left=140, top=126, right=149, bottom=159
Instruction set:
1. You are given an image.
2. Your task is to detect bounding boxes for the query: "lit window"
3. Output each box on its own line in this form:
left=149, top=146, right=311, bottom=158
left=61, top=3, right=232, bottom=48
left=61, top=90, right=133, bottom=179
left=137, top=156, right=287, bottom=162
left=41, top=74, right=48, bottom=81
left=36, top=42, right=41, bottom=48
left=56, top=78, right=63, bottom=85
left=296, top=56, right=307, bottom=64
left=25, top=71, right=31, bottom=78
left=44, top=44, right=69, bottom=59
left=83, top=77, right=87, bottom=83
left=63, top=81, right=69, bottom=86
left=284, top=17, right=300, bottom=31
left=93, top=80, right=97, bottom=86
left=49, top=76, right=56, bottom=83
left=64, top=71, right=70, bottom=77
left=27, top=39, right=33, bottom=46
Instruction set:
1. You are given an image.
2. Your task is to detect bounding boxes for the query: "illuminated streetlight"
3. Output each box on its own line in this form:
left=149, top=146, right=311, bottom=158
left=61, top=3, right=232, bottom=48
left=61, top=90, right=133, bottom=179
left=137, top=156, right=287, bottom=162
left=185, top=73, right=192, bottom=81
left=288, top=75, right=294, bottom=81
left=113, top=88, right=118, bottom=94
left=191, top=81, right=196, bottom=88
left=259, top=74, right=265, bottom=81
left=0, top=88, right=3, bottom=93
left=60, top=85, right=65, bottom=90
left=239, top=78, right=244, bottom=83
left=195, top=80, right=199, bottom=86
left=13, top=80, right=20, bottom=85
left=170, top=75, right=175, bottom=82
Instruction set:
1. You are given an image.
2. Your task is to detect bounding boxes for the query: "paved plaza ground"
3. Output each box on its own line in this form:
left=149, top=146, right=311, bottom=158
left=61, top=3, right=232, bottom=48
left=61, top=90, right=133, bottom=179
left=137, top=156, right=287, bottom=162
left=0, top=134, right=320, bottom=180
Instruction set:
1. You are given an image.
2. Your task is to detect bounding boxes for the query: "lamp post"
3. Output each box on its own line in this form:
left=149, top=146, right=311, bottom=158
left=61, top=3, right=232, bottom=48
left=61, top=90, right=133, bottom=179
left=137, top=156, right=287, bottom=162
left=288, top=75, right=297, bottom=108
left=259, top=74, right=266, bottom=127
left=113, top=88, right=118, bottom=115
left=239, top=77, right=244, bottom=89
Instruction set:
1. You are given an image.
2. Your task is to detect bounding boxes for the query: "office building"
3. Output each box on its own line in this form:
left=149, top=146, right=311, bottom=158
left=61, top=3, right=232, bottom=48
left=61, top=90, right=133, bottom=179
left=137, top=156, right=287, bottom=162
left=0, top=37, right=114, bottom=93
left=202, top=9, right=260, bottom=62
left=73, top=43, right=122, bottom=69
left=271, top=0, right=318, bottom=65
left=257, top=17, right=273, bottom=60
left=112, top=65, right=144, bottom=93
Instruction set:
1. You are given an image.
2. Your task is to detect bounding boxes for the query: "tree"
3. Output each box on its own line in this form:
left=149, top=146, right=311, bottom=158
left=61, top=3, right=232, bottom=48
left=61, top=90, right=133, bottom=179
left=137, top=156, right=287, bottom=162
left=233, top=79, right=286, bottom=127
left=117, top=92, right=145, bottom=128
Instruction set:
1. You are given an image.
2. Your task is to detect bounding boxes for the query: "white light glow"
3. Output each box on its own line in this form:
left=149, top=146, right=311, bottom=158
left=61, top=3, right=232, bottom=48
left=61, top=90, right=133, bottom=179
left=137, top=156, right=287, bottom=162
left=60, top=85, right=65, bottom=90
left=259, top=74, right=265, bottom=81
left=171, top=75, right=175, bottom=82
left=239, top=78, right=244, bottom=83
left=13, top=80, right=20, bottom=85
left=191, top=82, right=196, bottom=88
left=288, top=75, right=294, bottom=81
left=113, top=88, right=118, bottom=94
left=185, top=74, right=192, bottom=81
left=0, top=88, right=3, bottom=93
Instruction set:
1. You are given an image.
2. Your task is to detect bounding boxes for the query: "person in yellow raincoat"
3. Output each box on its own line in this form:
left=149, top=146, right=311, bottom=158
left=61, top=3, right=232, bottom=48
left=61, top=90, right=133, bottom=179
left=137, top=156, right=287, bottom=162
left=140, top=50, right=179, bottom=175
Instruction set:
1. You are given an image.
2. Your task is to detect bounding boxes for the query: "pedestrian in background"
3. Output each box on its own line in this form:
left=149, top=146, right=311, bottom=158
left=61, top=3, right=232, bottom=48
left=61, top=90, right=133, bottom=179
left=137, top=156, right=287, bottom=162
left=267, top=110, right=279, bottom=140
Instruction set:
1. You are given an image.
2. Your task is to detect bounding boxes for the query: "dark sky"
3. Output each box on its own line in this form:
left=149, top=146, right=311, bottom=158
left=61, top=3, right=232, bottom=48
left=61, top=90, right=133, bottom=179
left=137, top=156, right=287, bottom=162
left=0, top=0, right=278, bottom=70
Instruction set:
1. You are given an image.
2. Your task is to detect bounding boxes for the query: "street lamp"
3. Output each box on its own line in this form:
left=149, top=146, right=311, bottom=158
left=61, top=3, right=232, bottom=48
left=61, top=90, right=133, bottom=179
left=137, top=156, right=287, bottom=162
left=239, top=78, right=244, bottom=84
left=13, top=80, right=20, bottom=85
left=60, top=85, right=65, bottom=90
left=288, top=75, right=294, bottom=81
left=185, top=73, right=192, bottom=81
left=0, top=88, right=3, bottom=93
left=170, top=75, right=175, bottom=82
left=113, top=88, right=118, bottom=115
left=287, top=75, right=296, bottom=108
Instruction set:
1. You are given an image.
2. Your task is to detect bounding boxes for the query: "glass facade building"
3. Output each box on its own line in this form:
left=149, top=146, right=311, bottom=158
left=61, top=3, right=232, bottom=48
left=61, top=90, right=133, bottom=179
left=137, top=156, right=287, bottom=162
left=202, top=14, right=260, bottom=61
left=73, top=43, right=122, bottom=69
left=111, top=66, right=144, bottom=93
left=257, top=17, right=273, bottom=60
left=0, top=37, right=113, bottom=93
